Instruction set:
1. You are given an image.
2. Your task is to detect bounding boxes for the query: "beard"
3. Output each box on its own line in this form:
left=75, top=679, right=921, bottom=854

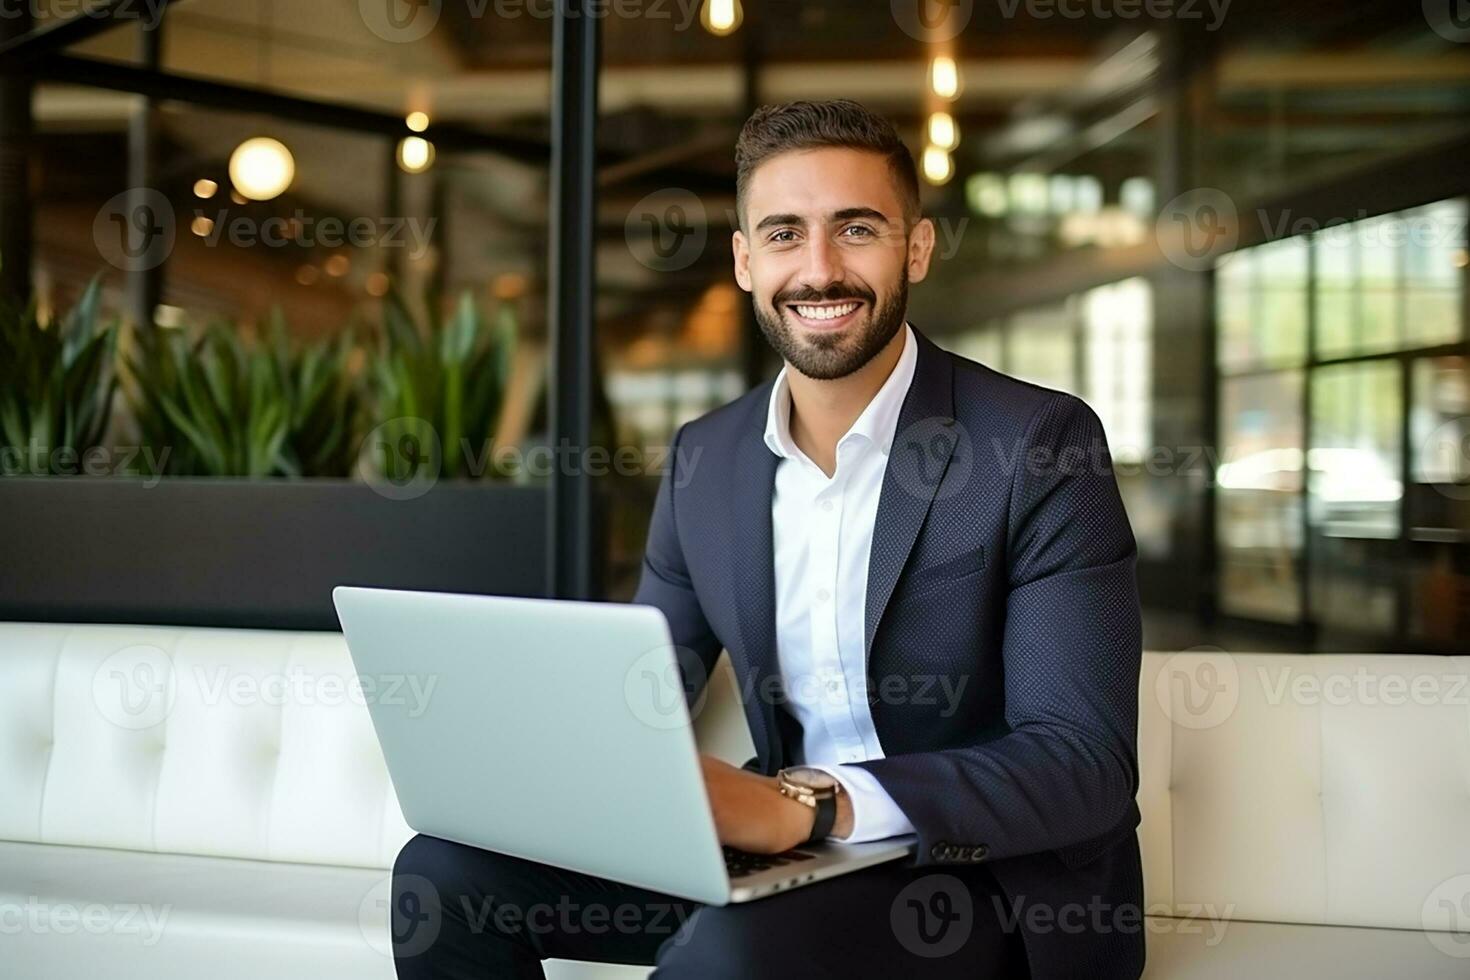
left=753, top=272, right=908, bottom=381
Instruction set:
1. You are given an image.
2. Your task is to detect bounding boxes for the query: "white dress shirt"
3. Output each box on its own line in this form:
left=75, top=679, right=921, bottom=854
left=762, top=322, right=919, bottom=843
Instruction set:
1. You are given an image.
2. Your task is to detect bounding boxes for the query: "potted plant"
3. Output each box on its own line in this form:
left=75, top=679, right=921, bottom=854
left=0, top=289, right=550, bottom=630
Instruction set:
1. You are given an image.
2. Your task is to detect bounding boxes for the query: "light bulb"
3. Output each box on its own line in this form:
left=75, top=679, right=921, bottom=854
left=397, top=137, right=435, bottom=174
left=922, top=145, right=953, bottom=186
left=927, top=112, right=959, bottom=150
left=929, top=56, right=960, bottom=100
left=701, top=0, right=742, bottom=35
left=229, top=137, right=295, bottom=202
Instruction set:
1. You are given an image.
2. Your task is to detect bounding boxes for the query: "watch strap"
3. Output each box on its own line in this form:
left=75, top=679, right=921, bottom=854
left=804, top=791, right=837, bottom=844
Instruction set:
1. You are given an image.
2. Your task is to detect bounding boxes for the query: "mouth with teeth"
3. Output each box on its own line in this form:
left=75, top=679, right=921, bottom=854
left=785, top=298, right=866, bottom=331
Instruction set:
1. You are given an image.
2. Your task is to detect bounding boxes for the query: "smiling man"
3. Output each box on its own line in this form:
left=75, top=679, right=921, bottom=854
left=394, top=100, right=1144, bottom=980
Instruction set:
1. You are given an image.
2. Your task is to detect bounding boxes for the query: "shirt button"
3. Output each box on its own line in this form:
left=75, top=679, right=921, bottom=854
left=822, top=500, right=834, bottom=512
left=826, top=680, right=839, bottom=693
left=815, top=588, right=831, bottom=603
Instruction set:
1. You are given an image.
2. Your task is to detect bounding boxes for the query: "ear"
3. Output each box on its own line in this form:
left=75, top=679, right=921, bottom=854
left=732, top=228, right=752, bottom=292
left=906, top=217, right=937, bottom=284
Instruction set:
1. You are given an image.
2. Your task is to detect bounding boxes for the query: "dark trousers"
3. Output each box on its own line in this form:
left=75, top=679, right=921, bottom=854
left=391, top=833, right=1031, bottom=979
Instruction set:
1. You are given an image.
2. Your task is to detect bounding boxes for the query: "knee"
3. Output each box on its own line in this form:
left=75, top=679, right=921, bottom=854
left=391, top=834, right=553, bottom=934
left=654, top=905, right=789, bottom=980
left=394, top=834, right=464, bottom=891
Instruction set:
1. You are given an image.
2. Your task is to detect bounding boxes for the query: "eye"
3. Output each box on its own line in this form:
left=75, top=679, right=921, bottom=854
left=768, top=229, right=798, bottom=244
left=840, top=224, right=876, bottom=239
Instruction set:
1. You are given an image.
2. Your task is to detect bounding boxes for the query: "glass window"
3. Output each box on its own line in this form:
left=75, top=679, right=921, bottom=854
left=1404, top=200, right=1468, bottom=348
left=1412, top=356, right=1470, bottom=486
left=1307, top=361, right=1404, bottom=635
left=1314, top=199, right=1467, bottom=358
left=1406, top=357, right=1470, bottom=644
left=1006, top=301, right=1079, bottom=393
left=1083, top=278, right=1151, bottom=463
left=1216, top=239, right=1308, bottom=373
left=1216, top=371, right=1305, bottom=622
left=944, top=324, right=1005, bottom=368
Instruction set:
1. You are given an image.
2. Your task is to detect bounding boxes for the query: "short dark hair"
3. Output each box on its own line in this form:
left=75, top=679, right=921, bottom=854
left=734, top=99, right=921, bottom=231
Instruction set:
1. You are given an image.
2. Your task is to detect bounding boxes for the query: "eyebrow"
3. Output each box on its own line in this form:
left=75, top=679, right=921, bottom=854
left=752, top=207, right=894, bottom=232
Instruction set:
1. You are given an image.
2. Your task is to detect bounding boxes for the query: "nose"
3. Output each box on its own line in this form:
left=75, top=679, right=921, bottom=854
left=798, top=231, right=842, bottom=291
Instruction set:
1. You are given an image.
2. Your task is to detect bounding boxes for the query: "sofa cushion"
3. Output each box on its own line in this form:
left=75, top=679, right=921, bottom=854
left=0, top=839, right=663, bottom=980
left=1139, top=651, right=1470, bottom=930
left=0, top=623, right=413, bottom=869
left=1142, top=915, right=1468, bottom=979
left=0, top=839, right=395, bottom=980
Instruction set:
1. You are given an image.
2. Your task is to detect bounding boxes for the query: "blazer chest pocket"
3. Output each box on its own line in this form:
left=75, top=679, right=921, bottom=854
left=900, top=544, right=987, bottom=600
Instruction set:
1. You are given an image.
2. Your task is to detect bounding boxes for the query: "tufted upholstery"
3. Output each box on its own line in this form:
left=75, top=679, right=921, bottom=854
left=1139, top=650, right=1470, bottom=930
left=1, top=624, right=1467, bottom=978
left=0, top=622, right=413, bottom=869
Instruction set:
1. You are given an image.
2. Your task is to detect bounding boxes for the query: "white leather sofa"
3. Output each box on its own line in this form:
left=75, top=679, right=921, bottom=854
left=1, top=622, right=1466, bottom=978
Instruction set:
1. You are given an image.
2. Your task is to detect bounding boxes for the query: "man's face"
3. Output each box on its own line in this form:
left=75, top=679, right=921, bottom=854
left=733, top=147, right=935, bottom=381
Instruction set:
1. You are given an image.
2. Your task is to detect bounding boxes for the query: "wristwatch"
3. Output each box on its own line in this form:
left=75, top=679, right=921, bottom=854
left=776, top=767, right=842, bottom=845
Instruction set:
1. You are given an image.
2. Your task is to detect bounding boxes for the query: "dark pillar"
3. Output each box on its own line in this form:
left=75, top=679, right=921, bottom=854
left=0, top=7, right=35, bottom=305
left=545, top=0, right=600, bottom=600
left=126, top=15, right=165, bottom=326
left=737, top=2, right=767, bottom=389
left=1147, top=21, right=1219, bottom=622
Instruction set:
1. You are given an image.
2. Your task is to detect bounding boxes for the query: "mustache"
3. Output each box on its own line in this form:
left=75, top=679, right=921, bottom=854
left=774, top=284, right=875, bottom=306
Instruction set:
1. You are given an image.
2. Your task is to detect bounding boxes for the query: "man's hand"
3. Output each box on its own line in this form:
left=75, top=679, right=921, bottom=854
left=698, top=755, right=854, bottom=853
left=699, top=755, right=812, bottom=853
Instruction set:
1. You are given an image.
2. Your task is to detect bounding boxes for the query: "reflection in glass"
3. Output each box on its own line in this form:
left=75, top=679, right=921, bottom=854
left=1216, top=371, right=1304, bottom=621
left=1308, top=361, right=1403, bottom=634
left=1407, top=356, right=1470, bottom=643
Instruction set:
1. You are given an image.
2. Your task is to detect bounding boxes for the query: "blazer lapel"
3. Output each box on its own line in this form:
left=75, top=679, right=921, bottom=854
left=727, top=403, right=783, bottom=767
left=864, top=329, right=957, bottom=659
left=724, top=329, right=957, bottom=764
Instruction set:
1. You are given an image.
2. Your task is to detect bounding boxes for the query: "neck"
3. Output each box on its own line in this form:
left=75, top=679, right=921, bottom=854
left=786, top=325, right=907, bottom=478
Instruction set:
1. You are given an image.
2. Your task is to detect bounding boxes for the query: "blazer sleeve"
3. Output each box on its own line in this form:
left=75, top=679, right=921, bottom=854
left=853, top=392, right=1142, bottom=866
left=630, top=423, right=726, bottom=707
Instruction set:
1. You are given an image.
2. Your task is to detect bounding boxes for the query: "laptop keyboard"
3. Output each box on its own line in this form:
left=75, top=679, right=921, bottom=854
left=722, top=846, right=818, bottom=879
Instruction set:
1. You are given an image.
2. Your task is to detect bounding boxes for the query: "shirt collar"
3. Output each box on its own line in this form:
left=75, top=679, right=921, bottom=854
left=762, top=322, right=917, bottom=462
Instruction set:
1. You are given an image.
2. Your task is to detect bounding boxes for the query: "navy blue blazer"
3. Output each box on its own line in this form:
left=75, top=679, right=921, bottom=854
left=633, top=326, right=1145, bottom=979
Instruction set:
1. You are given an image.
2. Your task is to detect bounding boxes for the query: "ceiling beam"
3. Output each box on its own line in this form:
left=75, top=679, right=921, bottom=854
left=8, top=54, right=551, bottom=159
left=0, top=0, right=180, bottom=66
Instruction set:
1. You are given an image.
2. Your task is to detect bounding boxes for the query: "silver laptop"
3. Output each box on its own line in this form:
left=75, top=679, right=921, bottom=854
left=332, top=586, right=915, bottom=905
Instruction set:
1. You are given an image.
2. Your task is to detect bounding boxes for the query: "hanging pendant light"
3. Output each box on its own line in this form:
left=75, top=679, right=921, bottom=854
left=229, top=137, right=295, bottom=201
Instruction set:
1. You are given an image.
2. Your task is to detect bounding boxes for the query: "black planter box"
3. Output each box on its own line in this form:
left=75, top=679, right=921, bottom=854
left=0, top=477, right=551, bottom=630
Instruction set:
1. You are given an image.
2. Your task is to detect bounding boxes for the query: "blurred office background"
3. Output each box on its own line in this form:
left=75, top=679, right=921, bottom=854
left=1, top=0, right=1466, bottom=654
